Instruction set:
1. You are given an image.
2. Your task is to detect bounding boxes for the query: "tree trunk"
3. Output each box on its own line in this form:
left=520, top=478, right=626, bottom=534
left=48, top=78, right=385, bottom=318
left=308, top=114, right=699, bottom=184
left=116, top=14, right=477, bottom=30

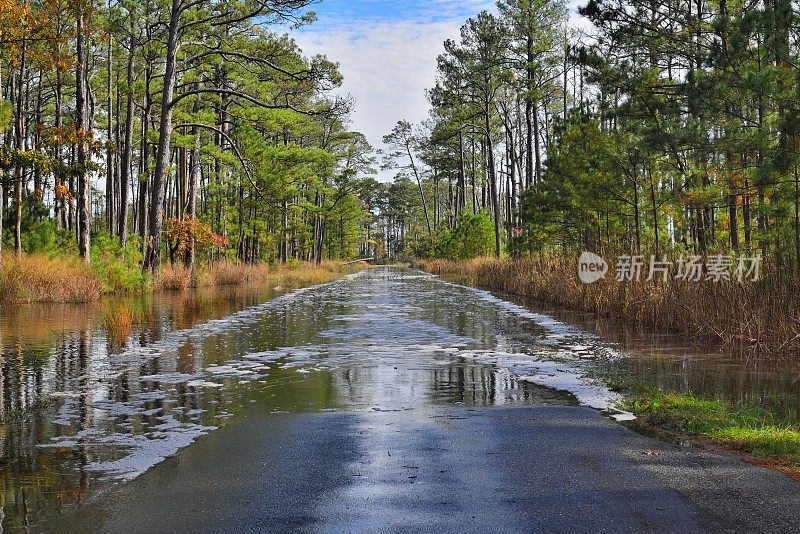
left=458, top=130, right=466, bottom=218
left=533, top=100, right=542, bottom=184
left=649, top=165, right=659, bottom=256
left=144, top=0, right=181, bottom=274
left=525, top=98, right=533, bottom=189
left=119, top=39, right=135, bottom=247
left=54, top=70, right=66, bottom=228
left=184, top=95, right=202, bottom=271
left=106, top=11, right=115, bottom=237
left=471, top=136, right=477, bottom=214
left=76, top=8, right=91, bottom=263
left=14, top=40, right=26, bottom=256
left=743, top=178, right=751, bottom=253
left=407, top=145, right=432, bottom=237
left=795, top=166, right=800, bottom=273
left=486, top=108, right=501, bottom=258
left=281, top=200, right=288, bottom=263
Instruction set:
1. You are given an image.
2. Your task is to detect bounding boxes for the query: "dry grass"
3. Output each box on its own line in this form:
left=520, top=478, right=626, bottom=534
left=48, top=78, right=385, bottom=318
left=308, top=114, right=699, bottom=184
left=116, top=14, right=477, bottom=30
left=154, top=265, right=191, bottom=291
left=420, top=256, right=800, bottom=352
left=208, top=262, right=269, bottom=286
left=269, top=263, right=337, bottom=287
left=0, top=254, right=365, bottom=303
left=0, top=253, right=103, bottom=303
left=155, top=260, right=358, bottom=292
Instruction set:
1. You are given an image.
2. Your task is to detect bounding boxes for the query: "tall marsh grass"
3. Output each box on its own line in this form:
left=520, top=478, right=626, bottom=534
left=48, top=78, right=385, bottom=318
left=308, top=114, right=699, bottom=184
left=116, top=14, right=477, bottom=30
left=154, top=260, right=359, bottom=292
left=0, top=254, right=103, bottom=303
left=1, top=251, right=363, bottom=304
left=420, top=257, right=800, bottom=352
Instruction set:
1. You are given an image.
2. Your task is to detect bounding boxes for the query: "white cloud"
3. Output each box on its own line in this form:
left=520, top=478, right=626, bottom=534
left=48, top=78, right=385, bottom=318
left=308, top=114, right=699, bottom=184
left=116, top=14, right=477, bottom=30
left=295, top=20, right=470, bottom=181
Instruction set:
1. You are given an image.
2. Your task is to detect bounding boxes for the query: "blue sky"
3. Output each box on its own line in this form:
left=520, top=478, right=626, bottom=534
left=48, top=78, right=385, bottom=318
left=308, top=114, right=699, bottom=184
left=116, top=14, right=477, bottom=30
left=301, top=0, right=496, bottom=29
left=291, top=0, right=585, bottom=182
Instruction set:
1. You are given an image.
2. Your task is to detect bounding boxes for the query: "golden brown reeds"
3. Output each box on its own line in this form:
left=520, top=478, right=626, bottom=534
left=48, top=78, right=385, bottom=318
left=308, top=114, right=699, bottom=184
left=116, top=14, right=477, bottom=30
left=154, top=265, right=191, bottom=291
left=156, top=260, right=350, bottom=292
left=421, top=256, right=800, bottom=352
left=0, top=253, right=103, bottom=303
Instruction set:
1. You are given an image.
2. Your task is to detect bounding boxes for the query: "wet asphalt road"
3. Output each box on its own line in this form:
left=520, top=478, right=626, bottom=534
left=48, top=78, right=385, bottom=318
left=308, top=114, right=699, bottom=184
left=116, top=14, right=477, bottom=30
left=60, top=404, right=800, bottom=533
left=50, top=269, right=800, bottom=533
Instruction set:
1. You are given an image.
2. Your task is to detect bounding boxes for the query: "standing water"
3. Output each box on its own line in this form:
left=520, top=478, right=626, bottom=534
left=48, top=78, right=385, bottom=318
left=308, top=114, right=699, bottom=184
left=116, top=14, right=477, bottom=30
left=0, top=267, right=796, bottom=530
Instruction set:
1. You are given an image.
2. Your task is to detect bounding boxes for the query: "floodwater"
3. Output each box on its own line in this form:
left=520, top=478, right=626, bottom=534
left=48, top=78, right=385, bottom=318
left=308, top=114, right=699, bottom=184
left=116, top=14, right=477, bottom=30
left=0, top=267, right=797, bottom=530
left=516, top=298, right=800, bottom=420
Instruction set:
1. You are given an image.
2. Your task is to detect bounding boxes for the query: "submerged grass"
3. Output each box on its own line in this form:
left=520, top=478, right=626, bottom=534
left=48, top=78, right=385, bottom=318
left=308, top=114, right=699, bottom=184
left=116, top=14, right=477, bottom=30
left=419, top=256, right=800, bottom=352
left=621, top=390, right=800, bottom=470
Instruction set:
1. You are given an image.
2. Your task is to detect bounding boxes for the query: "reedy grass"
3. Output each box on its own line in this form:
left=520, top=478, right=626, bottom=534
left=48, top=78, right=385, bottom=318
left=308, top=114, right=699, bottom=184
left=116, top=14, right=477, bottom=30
left=420, top=256, right=800, bottom=352
left=155, top=261, right=354, bottom=292
left=0, top=253, right=103, bottom=303
left=1, top=252, right=366, bottom=304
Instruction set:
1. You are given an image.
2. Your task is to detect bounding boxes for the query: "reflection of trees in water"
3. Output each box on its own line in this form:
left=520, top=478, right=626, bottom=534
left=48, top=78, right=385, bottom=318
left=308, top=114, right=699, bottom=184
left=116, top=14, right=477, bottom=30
left=432, top=361, right=541, bottom=406
left=76, top=328, right=92, bottom=513
left=615, top=354, right=800, bottom=417
left=0, top=285, right=298, bottom=529
left=0, top=328, right=94, bottom=529
left=329, top=358, right=536, bottom=409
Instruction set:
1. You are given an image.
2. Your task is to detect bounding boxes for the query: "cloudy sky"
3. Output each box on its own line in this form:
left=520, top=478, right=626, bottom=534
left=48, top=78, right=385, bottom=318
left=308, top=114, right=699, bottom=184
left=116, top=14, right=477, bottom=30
left=292, top=0, right=587, bottom=181
left=292, top=0, right=495, bottom=180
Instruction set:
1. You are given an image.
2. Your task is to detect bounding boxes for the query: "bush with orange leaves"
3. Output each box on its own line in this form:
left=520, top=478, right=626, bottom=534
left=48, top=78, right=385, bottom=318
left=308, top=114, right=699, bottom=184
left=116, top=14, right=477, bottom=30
left=164, top=217, right=228, bottom=262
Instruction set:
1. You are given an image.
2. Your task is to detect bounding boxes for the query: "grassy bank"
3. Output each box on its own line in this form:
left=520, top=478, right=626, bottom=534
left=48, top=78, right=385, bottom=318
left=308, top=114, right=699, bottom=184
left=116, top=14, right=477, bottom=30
left=0, top=252, right=365, bottom=304
left=420, top=257, right=800, bottom=352
left=153, top=260, right=350, bottom=292
left=617, top=388, right=800, bottom=475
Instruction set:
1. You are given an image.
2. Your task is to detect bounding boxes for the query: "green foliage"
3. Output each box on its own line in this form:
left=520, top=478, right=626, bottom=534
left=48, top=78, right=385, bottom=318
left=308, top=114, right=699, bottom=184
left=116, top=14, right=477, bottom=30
left=20, top=219, right=73, bottom=255
left=622, top=390, right=800, bottom=466
left=90, top=235, right=149, bottom=293
left=516, top=121, right=634, bottom=253
left=0, top=99, right=12, bottom=131
left=437, top=212, right=495, bottom=260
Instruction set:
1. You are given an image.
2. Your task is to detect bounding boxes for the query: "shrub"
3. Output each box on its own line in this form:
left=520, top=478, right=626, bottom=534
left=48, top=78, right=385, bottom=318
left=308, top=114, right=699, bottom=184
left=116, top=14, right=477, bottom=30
left=436, top=212, right=496, bottom=260
left=91, top=235, right=149, bottom=293
left=22, top=220, right=74, bottom=255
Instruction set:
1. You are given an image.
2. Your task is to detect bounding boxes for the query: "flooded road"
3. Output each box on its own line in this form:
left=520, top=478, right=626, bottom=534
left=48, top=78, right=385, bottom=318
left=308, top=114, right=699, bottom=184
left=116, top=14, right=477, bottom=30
left=3, top=267, right=800, bottom=531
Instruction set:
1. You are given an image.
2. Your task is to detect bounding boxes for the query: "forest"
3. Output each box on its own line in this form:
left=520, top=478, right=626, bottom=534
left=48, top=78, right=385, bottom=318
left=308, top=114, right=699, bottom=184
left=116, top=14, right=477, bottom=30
left=385, top=0, right=800, bottom=278
left=0, top=0, right=390, bottom=289
left=4, top=0, right=800, bottom=297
